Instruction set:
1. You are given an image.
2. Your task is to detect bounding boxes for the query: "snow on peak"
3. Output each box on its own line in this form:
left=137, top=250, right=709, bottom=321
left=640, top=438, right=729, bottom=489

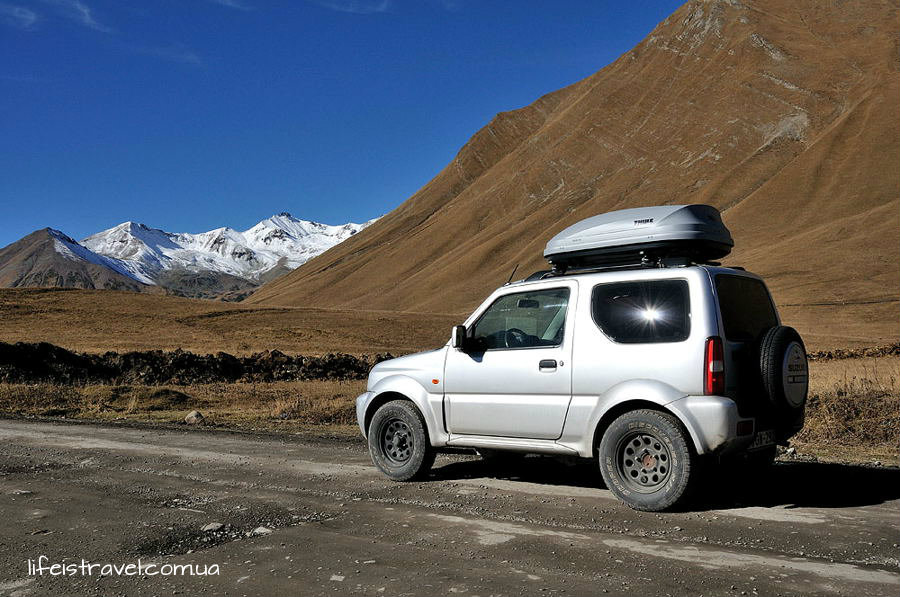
left=80, top=212, right=376, bottom=285
left=49, top=228, right=156, bottom=284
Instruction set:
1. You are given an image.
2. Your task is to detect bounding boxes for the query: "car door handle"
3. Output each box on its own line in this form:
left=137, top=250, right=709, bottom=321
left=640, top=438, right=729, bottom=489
left=538, top=359, right=557, bottom=370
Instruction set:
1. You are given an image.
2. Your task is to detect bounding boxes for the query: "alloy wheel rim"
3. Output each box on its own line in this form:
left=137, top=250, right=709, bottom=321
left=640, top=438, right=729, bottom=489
left=616, top=432, right=672, bottom=493
left=380, top=418, right=413, bottom=464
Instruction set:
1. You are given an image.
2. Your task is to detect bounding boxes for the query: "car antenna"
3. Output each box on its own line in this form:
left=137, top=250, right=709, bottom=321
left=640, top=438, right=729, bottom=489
left=506, top=264, right=519, bottom=285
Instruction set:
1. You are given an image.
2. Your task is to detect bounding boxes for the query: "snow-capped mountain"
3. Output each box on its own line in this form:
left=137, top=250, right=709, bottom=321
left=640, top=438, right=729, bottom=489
left=50, top=228, right=146, bottom=281
left=0, top=213, right=376, bottom=300
left=82, top=212, right=375, bottom=285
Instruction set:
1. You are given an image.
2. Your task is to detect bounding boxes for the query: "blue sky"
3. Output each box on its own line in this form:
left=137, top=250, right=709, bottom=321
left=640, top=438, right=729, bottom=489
left=0, top=0, right=683, bottom=246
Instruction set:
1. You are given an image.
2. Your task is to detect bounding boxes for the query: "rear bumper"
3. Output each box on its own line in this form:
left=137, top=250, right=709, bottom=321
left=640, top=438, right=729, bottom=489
left=355, top=391, right=375, bottom=438
left=667, top=395, right=755, bottom=455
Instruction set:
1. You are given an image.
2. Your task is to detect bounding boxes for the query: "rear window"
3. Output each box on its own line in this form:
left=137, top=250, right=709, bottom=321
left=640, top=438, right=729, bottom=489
left=715, top=274, right=778, bottom=342
left=591, top=280, right=690, bottom=343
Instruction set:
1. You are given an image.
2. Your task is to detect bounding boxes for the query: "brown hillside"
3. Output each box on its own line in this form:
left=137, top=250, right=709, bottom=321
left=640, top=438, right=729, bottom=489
left=247, top=0, right=899, bottom=348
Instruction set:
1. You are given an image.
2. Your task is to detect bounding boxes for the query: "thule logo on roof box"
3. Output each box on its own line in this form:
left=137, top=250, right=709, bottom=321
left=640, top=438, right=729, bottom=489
left=634, top=218, right=654, bottom=225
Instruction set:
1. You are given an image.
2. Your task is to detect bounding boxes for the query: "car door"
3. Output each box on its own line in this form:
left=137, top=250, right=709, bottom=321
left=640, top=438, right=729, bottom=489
left=444, top=284, right=575, bottom=440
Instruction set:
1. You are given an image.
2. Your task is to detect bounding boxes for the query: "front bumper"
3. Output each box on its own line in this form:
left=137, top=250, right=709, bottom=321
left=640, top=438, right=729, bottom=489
left=355, top=391, right=375, bottom=438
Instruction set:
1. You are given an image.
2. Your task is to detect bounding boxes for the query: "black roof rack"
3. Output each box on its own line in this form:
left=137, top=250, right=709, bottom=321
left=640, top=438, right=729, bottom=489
left=522, top=256, right=724, bottom=282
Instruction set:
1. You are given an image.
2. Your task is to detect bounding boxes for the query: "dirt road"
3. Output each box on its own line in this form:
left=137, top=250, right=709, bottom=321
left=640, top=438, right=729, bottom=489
left=0, top=419, right=897, bottom=596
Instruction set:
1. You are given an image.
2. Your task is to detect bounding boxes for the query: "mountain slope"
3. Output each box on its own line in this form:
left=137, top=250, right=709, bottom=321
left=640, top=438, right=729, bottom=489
left=0, top=229, right=154, bottom=292
left=246, top=0, right=899, bottom=346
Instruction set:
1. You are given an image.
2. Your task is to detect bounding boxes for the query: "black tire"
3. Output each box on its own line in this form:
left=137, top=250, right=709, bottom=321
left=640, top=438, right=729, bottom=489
left=368, top=400, right=435, bottom=481
left=598, top=409, right=695, bottom=512
left=759, top=326, right=808, bottom=416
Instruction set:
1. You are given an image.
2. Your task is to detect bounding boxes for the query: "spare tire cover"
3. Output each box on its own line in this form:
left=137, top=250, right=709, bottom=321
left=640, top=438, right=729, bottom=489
left=759, top=326, right=808, bottom=412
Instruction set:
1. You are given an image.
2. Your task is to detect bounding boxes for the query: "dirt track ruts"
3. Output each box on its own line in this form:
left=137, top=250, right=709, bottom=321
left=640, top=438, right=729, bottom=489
left=0, top=419, right=897, bottom=596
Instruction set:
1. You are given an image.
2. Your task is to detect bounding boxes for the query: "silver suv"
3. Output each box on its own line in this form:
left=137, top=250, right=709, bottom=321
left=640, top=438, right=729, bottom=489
left=356, top=206, right=808, bottom=511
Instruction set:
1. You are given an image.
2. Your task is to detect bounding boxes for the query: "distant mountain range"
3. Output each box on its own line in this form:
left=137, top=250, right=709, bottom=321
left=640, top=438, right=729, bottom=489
left=0, top=213, right=375, bottom=300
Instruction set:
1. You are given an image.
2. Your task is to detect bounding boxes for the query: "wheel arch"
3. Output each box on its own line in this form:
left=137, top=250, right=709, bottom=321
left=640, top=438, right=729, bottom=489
left=364, top=391, right=413, bottom=435
left=591, top=400, right=702, bottom=456
left=363, top=374, right=448, bottom=446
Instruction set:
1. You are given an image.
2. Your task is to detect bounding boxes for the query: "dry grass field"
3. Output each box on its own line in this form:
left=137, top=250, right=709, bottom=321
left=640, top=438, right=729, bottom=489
left=3, top=287, right=895, bottom=356
left=792, top=355, right=899, bottom=463
left=777, top=301, right=898, bottom=351
left=0, top=288, right=457, bottom=355
left=0, top=379, right=366, bottom=435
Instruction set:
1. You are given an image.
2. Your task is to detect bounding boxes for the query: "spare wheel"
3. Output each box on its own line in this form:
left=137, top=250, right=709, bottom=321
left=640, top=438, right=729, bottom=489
left=759, top=326, right=808, bottom=413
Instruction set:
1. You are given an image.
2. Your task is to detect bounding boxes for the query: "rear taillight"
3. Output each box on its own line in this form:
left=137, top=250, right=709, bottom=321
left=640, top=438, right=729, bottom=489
left=704, top=336, right=725, bottom=395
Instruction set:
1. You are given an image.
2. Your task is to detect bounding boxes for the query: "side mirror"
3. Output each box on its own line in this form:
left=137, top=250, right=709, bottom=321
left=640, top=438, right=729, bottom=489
left=451, top=325, right=467, bottom=350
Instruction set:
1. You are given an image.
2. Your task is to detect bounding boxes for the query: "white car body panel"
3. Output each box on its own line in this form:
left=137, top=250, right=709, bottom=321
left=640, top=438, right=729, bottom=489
left=444, top=279, right=578, bottom=440
left=356, top=265, right=784, bottom=459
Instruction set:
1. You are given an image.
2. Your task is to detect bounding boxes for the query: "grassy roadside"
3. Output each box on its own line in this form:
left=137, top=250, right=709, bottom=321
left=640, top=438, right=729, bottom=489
left=0, top=379, right=366, bottom=434
left=790, top=355, right=898, bottom=464
left=1, top=356, right=896, bottom=465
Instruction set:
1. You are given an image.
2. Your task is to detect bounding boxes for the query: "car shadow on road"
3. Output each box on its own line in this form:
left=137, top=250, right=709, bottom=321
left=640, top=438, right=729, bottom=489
left=429, top=454, right=900, bottom=510
left=694, top=460, right=900, bottom=511
left=430, top=454, right=606, bottom=490
left=431, top=454, right=605, bottom=490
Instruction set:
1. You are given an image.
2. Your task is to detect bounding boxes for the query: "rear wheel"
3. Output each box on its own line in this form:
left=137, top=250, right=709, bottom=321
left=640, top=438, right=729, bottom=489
left=368, top=400, right=435, bottom=481
left=598, top=409, right=695, bottom=511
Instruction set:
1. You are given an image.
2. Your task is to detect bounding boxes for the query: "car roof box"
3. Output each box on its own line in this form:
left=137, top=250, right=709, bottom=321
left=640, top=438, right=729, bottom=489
left=543, top=204, right=733, bottom=271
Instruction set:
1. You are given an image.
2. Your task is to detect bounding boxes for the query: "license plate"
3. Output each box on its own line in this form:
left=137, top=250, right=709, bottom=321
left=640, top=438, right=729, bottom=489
left=748, top=429, right=775, bottom=451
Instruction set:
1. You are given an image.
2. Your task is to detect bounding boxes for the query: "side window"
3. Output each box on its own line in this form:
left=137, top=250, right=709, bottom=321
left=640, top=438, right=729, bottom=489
left=591, top=280, right=690, bottom=343
left=471, top=288, right=570, bottom=350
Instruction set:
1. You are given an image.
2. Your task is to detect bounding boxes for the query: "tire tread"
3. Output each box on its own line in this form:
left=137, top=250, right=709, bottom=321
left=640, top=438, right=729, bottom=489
left=598, top=408, right=695, bottom=512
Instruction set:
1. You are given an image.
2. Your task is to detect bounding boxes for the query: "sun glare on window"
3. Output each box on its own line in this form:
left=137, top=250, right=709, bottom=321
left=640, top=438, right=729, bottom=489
left=640, top=307, right=661, bottom=322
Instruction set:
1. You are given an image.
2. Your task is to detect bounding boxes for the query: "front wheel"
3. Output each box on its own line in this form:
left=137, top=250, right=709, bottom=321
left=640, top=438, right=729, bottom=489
left=368, top=400, right=435, bottom=481
left=598, top=409, right=695, bottom=511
